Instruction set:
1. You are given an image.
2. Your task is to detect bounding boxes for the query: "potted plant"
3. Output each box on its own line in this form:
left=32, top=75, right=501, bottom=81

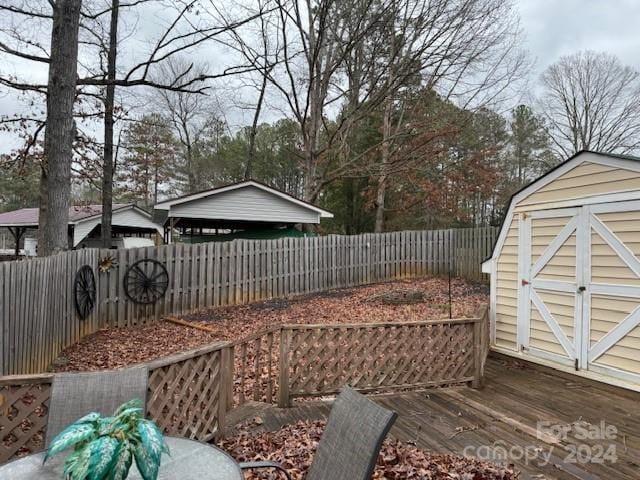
left=44, top=399, right=169, bottom=480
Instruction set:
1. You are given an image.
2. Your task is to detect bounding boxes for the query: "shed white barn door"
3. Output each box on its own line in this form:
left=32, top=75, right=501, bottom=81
left=587, top=201, right=640, bottom=383
left=518, top=208, right=584, bottom=368
left=519, top=202, right=640, bottom=383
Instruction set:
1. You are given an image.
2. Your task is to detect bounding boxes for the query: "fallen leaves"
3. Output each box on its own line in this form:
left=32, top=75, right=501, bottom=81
left=220, top=420, right=518, bottom=479
left=52, top=276, right=487, bottom=373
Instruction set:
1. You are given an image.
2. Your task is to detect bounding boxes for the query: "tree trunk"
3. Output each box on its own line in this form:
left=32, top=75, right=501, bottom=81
left=37, top=166, right=48, bottom=254
left=101, top=0, right=119, bottom=248
left=38, top=0, right=82, bottom=256
left=374, top=98, right=393, bottom=233
left=245, top=72, right=269, bottom=180
left=344, top=178, right=356, bottom=234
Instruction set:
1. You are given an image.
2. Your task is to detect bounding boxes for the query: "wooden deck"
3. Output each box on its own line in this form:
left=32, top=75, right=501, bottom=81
left=227, top=354, right=640, bottom=480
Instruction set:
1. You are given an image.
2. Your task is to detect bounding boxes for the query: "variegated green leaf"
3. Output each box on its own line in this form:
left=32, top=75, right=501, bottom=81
left=114, top=398, right=143, bottom=416
left=63, top=445, right=92, bottom=480
left=45, top=423, right=97, bottom=462
left=75, top=412, right=101, bottom=424
left=87, top=436, right=121, bottom=480
left=133, top=442, right=160, bottom=480
left=107, top=442, right=133, bottom=480
left=137, top=420, right=168, bottom=460
left=116, top=407, right=143, bottom=423
left=98, top=416, right=133, bottom=437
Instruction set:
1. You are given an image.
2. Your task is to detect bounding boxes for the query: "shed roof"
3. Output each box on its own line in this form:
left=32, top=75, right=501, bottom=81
left=484, top=150, right=640, bottom=266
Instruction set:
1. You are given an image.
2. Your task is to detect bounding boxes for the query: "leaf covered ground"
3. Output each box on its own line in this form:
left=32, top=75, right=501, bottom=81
left=52, top=276, right=487, bottom=372
left=220, top=419, right=517, bottom=480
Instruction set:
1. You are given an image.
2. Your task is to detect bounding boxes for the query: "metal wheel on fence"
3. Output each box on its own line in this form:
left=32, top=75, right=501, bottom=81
left=123, top=258, right=169, bottom=305
left=74, top=265, right=97, bottom=319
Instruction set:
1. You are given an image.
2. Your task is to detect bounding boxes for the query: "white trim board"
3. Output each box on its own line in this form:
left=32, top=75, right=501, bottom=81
left=513, top=189, right=640, bottom=213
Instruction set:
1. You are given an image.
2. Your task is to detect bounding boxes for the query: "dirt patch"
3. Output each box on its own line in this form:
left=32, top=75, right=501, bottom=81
left=52, top=276, right=487, bottom=372
left=367, top=286, right=426, bottom=305
left=220, top=419, right=517, bottom=479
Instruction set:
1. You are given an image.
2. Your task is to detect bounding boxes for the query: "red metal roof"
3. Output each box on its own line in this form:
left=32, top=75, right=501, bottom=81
left=0, top=204, right=127, bottom=226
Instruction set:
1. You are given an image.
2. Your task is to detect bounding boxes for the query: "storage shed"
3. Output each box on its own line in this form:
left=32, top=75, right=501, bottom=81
left=482, top=150, right=640, bottom=389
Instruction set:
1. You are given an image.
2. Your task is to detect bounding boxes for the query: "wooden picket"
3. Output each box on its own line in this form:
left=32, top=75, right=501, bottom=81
left=0, top=227, right=497, bottom=376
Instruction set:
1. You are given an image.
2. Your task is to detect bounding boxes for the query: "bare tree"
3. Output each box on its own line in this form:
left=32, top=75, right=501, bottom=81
left=221, top=0, right=526, bottom=213
left=363, top=0, right=527, bottom=231
left=0, top=0, right=267, bottom=252
left=100, top=0, right=119, bottom=247
left=154, top=57, right=223, bottom=192
left=540, top=50, right=640, bottom=158
left=38, top=0, right=82, bottom=256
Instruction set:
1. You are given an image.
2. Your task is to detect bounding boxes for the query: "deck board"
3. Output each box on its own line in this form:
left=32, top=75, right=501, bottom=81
left=226, top=354, right=640, bottom=479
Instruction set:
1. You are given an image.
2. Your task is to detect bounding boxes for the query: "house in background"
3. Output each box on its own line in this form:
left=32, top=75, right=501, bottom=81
left=483, top=150, right=640, bottom=390
left=0, top=204, right=163, bottom=256
left=153, top=180, right=333, bottom=243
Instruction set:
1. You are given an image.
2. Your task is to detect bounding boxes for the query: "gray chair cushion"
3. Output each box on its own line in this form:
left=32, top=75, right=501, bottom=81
left=46, top=367, right=149, bottom=447
left=307, top=386, right=397, bottom=480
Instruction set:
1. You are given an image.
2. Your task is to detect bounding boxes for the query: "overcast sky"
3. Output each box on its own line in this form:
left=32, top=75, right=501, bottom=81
left=518, top=0, right=640, bottom=74
left=2, top=0, right=640, bottom=155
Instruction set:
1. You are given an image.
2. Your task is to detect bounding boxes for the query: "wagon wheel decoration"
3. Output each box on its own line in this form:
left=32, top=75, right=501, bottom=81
left=74, top=265, right=97, bottom=320
left=123, top=259, right=169, bottom=305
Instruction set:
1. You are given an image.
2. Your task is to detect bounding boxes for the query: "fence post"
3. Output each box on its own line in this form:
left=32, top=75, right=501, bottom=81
left=471, top=306, right=490, bottom=388
left=472, top=317, right=483, bottom=389
left=218, top=344, right=233, bottom=438
left=278, top=328, right=291, bottom=408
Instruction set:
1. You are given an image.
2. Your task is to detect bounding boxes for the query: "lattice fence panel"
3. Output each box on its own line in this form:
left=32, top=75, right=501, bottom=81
left=0, top=379, right=51, bottom=464
left=230, top=328, right=280, bottom=408
left=286, top=321, right=476, bottom=398
left=147, top=348, right=225, bottom=442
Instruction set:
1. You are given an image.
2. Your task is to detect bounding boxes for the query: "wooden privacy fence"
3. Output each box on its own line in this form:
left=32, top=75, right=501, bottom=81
left=0, top=307, right=489, bottom=465
left=0, top=227, right=497, bottom=376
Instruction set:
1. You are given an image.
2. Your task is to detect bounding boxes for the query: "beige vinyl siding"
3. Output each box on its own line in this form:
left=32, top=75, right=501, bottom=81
left=531, top=216, right=576, bottom=282
left=535, top=291, right=575, bottom=340
left=494, top=218, right=518, bottom=350
left=517, top=162, right=640, bottom=208
left=591, top=232, right=640, bottom=285
left=591, top=295, right=640, bottom=374
left=591, top=210, right=640, bottom=285
left=529, top=305, right=567, bottom=356
left=596, top=336, right=640, bottom=374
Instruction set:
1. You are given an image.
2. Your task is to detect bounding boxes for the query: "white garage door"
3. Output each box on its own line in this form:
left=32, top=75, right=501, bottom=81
left=518, top=201, right=640, bottom=383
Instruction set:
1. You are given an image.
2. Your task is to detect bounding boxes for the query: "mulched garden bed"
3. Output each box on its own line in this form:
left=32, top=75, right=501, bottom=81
left=220, top=419, right=517, bottom=479
left=52, top=277, right=487, bottom=372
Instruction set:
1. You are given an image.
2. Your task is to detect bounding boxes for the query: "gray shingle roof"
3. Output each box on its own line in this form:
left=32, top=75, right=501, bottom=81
left=0, top=204, right=127, bottom=226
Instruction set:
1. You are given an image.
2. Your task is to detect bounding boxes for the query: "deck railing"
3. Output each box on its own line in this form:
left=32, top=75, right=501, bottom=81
left=0, top=307, right=489, bottom=465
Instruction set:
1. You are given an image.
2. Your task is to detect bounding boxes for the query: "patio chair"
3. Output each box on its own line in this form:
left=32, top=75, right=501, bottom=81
left=239, top=386, right=397, bottom=480
left=45, top=366, right=149, bottom=447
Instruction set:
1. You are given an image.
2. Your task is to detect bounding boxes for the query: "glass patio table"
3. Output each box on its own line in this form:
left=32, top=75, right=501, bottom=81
left=0, top=436, right=244, bottom=480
